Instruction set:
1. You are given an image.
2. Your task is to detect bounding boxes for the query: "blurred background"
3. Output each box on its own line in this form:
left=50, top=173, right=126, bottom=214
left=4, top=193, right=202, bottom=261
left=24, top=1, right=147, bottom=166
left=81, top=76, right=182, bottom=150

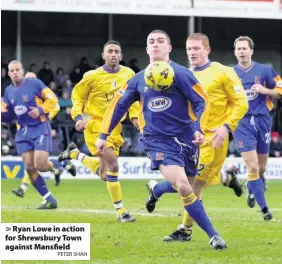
left=1, top=1, right=282, bottom=158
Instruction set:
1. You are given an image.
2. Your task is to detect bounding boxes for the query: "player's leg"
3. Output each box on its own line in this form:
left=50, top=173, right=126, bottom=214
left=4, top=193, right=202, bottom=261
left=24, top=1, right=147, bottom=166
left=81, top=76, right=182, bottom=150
left=256, top=115, right=272, bottom=192
left=100, top=147, right=135, bottom=222
left=218, top=137, right=242, bottom=196
left=241, top=150, right=272, bottom=220
left=58, top=120, right=101, bottom=177
left=161, top=141, right=214, bottom=243
left=160, top=164, right=226, bottom=250
left=258, top=154, right=268, bottom=191
left=32, top=133, right=58, bottom=208
left=50, top=159, right=77, bottom=186
left=58, top=142, right=101, bottom=177
left=145, top=179, right=177, bottom=213
left=233, top=116, right=257, bottom=208
left=12, top=171, right=30, bottom=198
left=33, top=150, right=58, bottom=209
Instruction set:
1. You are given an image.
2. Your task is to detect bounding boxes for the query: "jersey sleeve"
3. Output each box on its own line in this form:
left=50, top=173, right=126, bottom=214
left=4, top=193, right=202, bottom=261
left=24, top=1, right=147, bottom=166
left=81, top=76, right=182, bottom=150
left=264, top=66, right=282, bottom=96
left=49, top=103, right=60, bottom=120
left=100, top=77, right=140, bottom=139
left=222, top=67, right=248, bottom=132
left=71, top=71, right=93, bottom=121
left=175, top=67, right=209, bottom=133
left=1, top=92, right=16, bottom=123
left=128, top=101, right=139, bottom=120
left=35, top=79, right=58, bottom=115
left=126, top=69, right=139, bottom=120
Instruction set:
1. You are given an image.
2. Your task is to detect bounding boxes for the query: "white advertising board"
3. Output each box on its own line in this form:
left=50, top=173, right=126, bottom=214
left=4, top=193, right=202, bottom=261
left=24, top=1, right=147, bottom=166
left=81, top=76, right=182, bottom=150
left=1, top=0, right=282, bottom=19
left=1, top=156, right=282, bottom=180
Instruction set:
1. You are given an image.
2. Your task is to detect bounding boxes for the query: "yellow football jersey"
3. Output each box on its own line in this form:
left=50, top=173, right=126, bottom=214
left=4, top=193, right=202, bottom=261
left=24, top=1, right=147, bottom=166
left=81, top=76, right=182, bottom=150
left=191, top=62, right=248, bottom=133
left=71, top=65, right=139, bottom=121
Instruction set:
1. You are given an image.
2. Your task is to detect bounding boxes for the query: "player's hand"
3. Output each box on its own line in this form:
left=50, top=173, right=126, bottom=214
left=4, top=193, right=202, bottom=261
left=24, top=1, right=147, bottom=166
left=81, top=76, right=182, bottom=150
left=209, top=125, right=229, bottom=148
left=75, top=120, right=86, bottom=132
left=95, top=139, right=107, bottom=153
left=28, top=107, right=40, bottom=119
left=251, top=84, right=269, bottom=95
left=193, top=131, right=205, bottom=146
left=131, top=118, right=140, bottom=131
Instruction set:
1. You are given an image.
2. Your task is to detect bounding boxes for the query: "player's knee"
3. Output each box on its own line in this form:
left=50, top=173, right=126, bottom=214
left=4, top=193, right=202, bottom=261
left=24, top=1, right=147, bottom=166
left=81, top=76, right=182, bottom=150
left=259, top=167, right=266, bottom=176
left=246, top=162, right=258, bottom=174
left=107, top=162, right=119, bottom=173
left=100, top=170, right=107, bottom=181
left=176, top=179, right=192, bottom=196
left=34, top=160, right=48, bottom=171
left=24, top=161, right=35, bottom=172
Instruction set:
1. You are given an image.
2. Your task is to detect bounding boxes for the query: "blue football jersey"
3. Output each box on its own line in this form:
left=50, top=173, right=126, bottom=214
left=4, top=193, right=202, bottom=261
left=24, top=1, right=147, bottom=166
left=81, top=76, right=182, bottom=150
left=100, top=61, right=209, bottom=138
left=233, top=61, right=282, bottom=115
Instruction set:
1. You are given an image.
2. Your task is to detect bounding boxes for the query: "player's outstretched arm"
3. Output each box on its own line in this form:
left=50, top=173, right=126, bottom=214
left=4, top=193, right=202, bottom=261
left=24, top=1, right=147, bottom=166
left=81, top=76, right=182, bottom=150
left=99, top=81, right=140, bottom=140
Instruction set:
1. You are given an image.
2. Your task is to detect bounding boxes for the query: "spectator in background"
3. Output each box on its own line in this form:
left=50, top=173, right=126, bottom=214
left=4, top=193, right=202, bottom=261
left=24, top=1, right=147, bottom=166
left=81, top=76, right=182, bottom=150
left=1, top=128, right=14, bottom=156
left=63, top=79, right=73, bottom=96
left=129, top=58, right=141, bottom=73
left=29, top=63, right=37, bottom=73
left=1, top=56, right=9, bottom=72
left=49, top=80, right=57, bottom=93
left=59, top=89, right=72, bottom=110
left=269, top=131, right=282, bottom=157
left=78, top=56, right=91, bottom=75
left=94, top=57, right=104, bottom=69
left=38, top=61, right=54, bottom=86
left=120, top=60, right=127, bottom=66
left=70, top=66, right=83, bottom=85
left=1, top=68, right=11, bottom=96
left=55, top=67, right=66, bottom=91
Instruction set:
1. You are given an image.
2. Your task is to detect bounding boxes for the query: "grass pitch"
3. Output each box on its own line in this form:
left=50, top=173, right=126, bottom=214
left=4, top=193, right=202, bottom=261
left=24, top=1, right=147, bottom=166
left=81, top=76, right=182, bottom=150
left=1, top=179, right=282, bottom=264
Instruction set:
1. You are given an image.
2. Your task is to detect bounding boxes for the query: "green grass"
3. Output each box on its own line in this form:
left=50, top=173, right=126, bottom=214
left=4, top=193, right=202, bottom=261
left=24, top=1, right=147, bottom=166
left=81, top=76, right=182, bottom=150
left=1, top=179, right=282, bottom=264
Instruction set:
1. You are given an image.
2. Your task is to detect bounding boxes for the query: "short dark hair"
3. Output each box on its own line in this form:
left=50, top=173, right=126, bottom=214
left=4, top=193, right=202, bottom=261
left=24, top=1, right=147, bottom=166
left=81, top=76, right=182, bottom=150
left=148, top=29, right=171, bottom=44
left=103, top=40, right=122, bottom=52
left=234, top=36, right=254, bottom=50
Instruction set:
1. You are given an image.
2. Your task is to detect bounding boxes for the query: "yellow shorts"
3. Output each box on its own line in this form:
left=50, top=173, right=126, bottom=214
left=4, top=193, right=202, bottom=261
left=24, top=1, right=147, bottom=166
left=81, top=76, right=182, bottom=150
left=84, top=118, right=124, bottom=157
left=196, top=134, right=229, bottom=186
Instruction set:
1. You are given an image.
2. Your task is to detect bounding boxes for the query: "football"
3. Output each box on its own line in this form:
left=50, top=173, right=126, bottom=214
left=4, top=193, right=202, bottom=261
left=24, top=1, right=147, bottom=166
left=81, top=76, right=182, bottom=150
left=144, top=61, right=174, bottom=91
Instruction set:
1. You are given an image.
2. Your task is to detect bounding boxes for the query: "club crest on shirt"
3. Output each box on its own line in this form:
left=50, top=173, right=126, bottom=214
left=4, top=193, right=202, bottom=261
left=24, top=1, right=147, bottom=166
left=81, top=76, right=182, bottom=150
left=156, top=152, right=164, bottom=161
left=255, top=76, right=261, bottom=84
left=22, top=95, right=28, bottom=102
left=112, top=80, right=117, bottom=89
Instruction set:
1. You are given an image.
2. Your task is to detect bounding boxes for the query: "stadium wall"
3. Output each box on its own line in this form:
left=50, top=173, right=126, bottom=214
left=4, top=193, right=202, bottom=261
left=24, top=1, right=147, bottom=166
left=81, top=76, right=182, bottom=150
left=1, top=157, right=282, bottom=180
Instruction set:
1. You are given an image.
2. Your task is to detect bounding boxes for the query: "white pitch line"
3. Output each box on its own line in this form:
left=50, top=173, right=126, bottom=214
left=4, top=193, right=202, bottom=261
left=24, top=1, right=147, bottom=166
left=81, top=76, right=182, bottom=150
left=1, top=206, right=282, bottom=222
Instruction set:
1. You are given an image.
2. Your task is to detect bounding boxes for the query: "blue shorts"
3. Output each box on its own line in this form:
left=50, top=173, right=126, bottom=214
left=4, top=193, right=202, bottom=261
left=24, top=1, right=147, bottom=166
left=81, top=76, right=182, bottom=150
left=15, top=123, right=52, bottom=155
left=233, top=114, right=272, bottom=154
left=140, top=135, right=199, bottom=177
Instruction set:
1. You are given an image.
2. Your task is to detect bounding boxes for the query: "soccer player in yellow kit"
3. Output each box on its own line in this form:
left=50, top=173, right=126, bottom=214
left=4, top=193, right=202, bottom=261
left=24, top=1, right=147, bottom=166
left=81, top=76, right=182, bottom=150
left=11, top=72, right=76, bottom=198
left=58, top=40, right=139, bottom=222
left=146, top=33, right=249, bottom=241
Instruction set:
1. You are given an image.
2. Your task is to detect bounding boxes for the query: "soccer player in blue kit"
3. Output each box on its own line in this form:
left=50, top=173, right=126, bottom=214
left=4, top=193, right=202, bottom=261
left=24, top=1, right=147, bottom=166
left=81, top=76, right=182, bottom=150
left=233, top=36, right=282, bottom=219
left=96, top=30, right=227, bottom=250
left=2, top=60, right=59, bottom=209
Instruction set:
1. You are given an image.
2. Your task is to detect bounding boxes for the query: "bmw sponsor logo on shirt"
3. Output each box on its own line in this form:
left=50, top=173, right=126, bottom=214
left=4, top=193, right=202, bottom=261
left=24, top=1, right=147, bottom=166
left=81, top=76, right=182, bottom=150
left=14, top=105, right=28, bottom=115
left=148, top=96, right=172, bottom=112
left=245, top=89, right=258, bottom=101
